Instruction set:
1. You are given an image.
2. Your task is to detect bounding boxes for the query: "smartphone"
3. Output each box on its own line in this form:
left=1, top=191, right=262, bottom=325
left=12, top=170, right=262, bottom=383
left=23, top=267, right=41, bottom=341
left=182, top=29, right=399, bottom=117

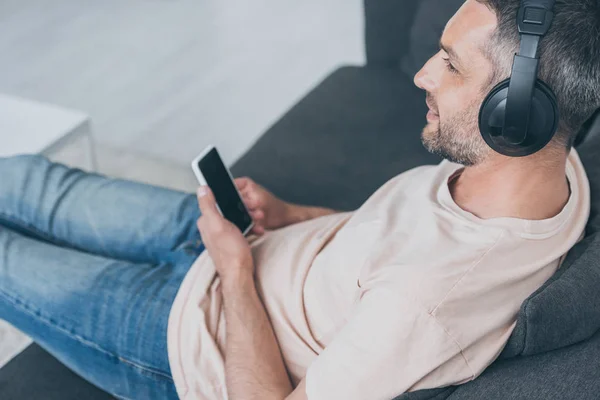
left=191, top=145, right=254, bottom=236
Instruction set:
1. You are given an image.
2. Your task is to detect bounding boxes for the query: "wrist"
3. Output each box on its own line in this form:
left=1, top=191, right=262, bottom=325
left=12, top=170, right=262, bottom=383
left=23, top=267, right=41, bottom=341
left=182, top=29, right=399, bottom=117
left=284, top=203, right=308, bottom=226
left=220, top=268, right=255, bottom=293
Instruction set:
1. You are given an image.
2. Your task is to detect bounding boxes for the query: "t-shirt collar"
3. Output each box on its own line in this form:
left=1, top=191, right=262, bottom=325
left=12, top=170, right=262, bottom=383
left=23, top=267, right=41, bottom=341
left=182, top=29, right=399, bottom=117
left=435, top=154, right=579, bottom=239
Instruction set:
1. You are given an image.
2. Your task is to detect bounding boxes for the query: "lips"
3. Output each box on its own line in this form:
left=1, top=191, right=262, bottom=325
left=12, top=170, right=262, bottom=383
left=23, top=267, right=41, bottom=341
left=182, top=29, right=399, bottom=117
left=426, top=101, right=439, bottom=116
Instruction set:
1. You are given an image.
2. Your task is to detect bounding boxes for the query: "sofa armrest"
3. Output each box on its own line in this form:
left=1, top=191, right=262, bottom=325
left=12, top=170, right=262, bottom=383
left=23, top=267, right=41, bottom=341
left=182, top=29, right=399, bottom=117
left=364, top=0, right=419, bottom=67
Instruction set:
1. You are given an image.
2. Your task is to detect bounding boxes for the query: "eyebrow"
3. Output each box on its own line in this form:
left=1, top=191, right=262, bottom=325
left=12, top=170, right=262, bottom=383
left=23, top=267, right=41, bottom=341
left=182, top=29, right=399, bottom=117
left=439, top=40, right=464, bottom=69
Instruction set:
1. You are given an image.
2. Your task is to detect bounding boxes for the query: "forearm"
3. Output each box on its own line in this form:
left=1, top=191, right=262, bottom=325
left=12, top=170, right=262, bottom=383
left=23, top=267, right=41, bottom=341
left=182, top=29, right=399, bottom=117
left=285, top=203, right=341, bottom=225
left=221, top=271, right=293, bottom=400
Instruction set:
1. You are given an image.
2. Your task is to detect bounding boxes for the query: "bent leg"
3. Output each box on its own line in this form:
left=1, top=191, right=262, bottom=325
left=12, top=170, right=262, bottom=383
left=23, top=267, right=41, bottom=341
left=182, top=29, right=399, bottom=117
left=0, top=224, right=203, bottom=399
left=0, top=154, right=201, bottom=264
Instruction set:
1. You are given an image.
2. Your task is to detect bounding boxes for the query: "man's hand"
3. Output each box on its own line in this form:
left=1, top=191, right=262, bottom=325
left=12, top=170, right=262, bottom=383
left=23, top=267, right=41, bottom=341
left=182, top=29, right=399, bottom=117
left=234, top=177, right=293, bottom=236
left=196, top=186, right=254, bottom=281
left=197, top=184, right=310, bottom=400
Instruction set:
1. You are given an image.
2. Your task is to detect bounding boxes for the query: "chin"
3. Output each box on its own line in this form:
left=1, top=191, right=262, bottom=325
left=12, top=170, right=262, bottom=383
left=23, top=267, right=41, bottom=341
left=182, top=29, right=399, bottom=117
left=421, top=122, right=439, bottom=141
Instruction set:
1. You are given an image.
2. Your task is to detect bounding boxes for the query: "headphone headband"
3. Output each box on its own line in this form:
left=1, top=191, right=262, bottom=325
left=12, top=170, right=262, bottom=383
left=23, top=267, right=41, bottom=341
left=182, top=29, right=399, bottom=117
left=478, top=0, right=559, bottom=157
left=503, top=0, right=556, bottom=144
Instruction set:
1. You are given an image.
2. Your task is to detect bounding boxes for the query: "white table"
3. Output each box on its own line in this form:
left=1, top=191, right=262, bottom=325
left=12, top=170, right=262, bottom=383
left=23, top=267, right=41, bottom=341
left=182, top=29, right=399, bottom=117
left=0, top=322, right=31, bottom=369
left=0, top=94, right=97, bottom=170
left=0, top=94, right=97, bottom=368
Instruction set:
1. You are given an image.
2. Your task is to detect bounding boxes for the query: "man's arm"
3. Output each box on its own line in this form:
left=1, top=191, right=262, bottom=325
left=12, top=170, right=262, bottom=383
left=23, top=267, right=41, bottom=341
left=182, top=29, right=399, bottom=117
left=196, top=186, right=308, bottom=399
left=221, top=270, right=307, bottom=400
left=234, top=177, right=344, bottom=233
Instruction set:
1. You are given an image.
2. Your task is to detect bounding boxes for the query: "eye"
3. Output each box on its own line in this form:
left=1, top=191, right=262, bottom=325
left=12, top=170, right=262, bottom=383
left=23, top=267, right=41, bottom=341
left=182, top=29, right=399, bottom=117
left=442, top=58, right=459, bottom=74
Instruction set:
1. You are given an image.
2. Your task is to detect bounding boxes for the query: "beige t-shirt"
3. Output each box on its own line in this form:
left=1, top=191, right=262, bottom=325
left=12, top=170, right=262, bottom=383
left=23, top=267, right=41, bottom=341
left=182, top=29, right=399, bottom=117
left=167, top=150, right=590, bottom=400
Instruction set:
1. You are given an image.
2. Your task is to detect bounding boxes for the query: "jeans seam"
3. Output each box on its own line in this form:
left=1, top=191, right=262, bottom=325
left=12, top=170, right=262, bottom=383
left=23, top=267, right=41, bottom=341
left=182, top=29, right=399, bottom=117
left=0, top=287, right=174, bottom=382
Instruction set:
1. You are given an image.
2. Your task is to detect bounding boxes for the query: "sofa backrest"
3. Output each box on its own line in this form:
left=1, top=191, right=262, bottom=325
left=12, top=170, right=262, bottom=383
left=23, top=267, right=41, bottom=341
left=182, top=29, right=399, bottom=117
left=363, top=0, right=464, bottom=72
left=363, top=0, right=419, bottom=67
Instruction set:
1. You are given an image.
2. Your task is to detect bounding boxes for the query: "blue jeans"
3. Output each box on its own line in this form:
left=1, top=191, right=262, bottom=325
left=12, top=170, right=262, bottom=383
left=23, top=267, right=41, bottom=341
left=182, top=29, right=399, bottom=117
left=0, top=155, right=206, bottom=399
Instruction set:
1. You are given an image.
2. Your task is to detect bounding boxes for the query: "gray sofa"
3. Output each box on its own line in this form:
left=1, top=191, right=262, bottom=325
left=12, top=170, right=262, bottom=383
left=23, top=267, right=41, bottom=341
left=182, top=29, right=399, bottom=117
left=2, top=1, right=600, bottom=399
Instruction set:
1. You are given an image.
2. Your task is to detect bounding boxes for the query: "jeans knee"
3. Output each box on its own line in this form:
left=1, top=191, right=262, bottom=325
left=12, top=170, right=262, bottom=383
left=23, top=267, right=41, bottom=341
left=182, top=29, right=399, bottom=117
left=1, top=154, right=50, bottom=174
left=11, top=153, right=49, bottom=166
left=0, top=154, right=51, bottom=197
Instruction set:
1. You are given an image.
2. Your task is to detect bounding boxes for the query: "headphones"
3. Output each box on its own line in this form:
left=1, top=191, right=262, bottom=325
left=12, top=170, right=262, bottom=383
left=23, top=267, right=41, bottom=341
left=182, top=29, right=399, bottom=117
left=478, top=0, right=559, bottom=157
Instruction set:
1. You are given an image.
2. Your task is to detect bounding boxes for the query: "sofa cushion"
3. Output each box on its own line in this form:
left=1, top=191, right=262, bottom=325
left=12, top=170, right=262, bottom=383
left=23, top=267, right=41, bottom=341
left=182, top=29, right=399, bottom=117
left=446, top=327, right=600, bottom=400
left=400, top=0, right=465, bottom=78
left=395, top=327, right=600, bottom=400
left=0, top=344, right=113, bottom=400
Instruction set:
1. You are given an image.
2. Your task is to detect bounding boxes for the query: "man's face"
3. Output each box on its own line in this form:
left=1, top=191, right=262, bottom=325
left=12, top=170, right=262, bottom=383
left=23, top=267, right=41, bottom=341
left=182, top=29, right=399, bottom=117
left=414, top=0, right=498, bottom=166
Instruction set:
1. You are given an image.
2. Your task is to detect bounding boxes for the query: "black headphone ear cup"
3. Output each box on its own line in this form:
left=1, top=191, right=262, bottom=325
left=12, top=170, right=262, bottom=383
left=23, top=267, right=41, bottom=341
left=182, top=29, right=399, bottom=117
left=479, top=78, right=510, bottom=146
left=479, top=78, right=559, bottom=157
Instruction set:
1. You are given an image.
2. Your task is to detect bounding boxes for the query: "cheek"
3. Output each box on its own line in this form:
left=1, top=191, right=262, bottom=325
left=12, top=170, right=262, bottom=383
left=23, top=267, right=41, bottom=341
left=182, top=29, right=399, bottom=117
left=436, top=93, right=457, bottom=120
left=437, top=86, right=482, bottom=121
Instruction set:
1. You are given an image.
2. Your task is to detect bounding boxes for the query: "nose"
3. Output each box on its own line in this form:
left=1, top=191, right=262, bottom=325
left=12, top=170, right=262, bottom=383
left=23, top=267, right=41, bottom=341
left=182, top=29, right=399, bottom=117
left=414, top=53, right=440, bottom=93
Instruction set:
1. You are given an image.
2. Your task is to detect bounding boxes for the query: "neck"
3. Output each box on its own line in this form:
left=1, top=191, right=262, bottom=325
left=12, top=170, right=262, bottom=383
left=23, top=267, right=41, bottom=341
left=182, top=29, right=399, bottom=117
left=450, top=148, right=571, bottom=221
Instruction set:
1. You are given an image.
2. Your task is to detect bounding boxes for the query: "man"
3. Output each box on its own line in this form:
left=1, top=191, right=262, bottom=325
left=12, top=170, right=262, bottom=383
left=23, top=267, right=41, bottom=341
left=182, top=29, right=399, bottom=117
left=1, top=0, right=599, bottom=399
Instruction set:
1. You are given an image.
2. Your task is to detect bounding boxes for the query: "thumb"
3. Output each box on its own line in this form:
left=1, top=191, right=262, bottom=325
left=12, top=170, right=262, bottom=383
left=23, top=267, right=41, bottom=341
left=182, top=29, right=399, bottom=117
left=197, top=186, right=219, bottom=217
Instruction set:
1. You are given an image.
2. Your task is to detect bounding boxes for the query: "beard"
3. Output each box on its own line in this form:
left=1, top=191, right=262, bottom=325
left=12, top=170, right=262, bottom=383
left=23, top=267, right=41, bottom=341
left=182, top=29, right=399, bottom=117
left=421, top=96, right=490, bottom=167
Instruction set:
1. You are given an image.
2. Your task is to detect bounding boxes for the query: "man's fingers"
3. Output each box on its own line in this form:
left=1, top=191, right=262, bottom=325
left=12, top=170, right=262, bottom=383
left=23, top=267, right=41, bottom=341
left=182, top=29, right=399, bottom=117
left=196, top=216, right=207, bottom=237
left=197, top=186, right=219, bottom=217
left=235, top=177, right=251, bottom=191
left=252, top=224, right=265, bottom=236
left=238, top=190, right=258, bottom=208
left=250, top=209, right=264, bottom=220
left=239, top=191, right=251, bottom=204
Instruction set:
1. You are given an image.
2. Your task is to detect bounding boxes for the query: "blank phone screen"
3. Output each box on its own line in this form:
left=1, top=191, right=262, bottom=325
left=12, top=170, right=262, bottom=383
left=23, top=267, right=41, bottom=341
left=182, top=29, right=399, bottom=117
left=198, top=148, right=252, bottom=233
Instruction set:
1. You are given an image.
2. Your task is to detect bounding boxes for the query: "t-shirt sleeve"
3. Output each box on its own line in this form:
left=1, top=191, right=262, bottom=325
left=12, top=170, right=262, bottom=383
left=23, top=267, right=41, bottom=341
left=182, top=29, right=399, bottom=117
left=305, top=285, right=474, bottom=400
